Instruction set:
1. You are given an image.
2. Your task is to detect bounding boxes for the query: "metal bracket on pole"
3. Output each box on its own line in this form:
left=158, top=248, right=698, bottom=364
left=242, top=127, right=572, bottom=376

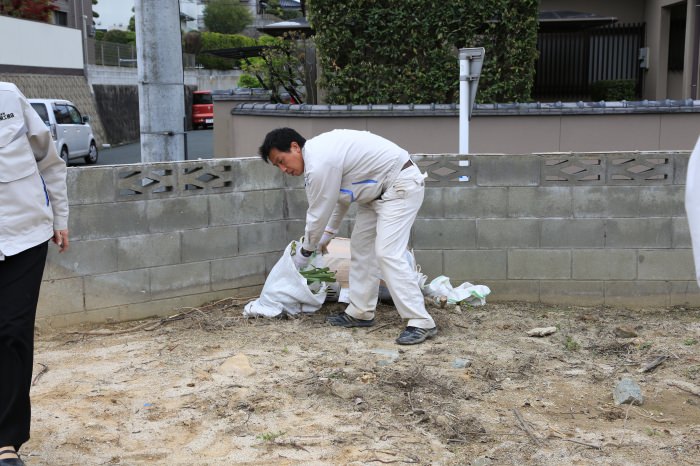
left=459, top=47, right=485, bottom=154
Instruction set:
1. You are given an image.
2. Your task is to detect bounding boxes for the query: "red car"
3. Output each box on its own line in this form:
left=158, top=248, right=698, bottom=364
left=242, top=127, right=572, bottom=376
left=192, top=90, right=213, bottom=129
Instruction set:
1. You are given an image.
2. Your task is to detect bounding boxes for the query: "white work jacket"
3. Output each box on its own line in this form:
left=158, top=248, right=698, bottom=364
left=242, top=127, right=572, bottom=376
left=301, top=129, right=410, bottom=251
left=0, top=82, right=68, bottom=259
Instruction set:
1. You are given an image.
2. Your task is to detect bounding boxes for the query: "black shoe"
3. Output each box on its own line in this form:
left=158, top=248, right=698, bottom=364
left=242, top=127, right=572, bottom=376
left=396, top=326, right=437, bottom=345
left=0, top=450, right=25, bottom=466
left=326, top=312, right=375, bottom=328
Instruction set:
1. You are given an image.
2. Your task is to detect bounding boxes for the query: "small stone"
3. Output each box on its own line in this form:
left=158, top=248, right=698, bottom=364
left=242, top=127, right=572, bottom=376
left=452, top=358, right=472, bottom=369
left=614, top=326, right=638, bottom=338
left=527, top=326, right=557, bottom=337
left=217, top=353, right=256, bottom=377
left=613, top=378, right=644, bottom=406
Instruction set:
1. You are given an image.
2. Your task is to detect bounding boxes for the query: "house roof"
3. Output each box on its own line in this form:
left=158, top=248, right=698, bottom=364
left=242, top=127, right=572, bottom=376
left=256, top=17, right=313, bottom=37
left=539, top=10, right=618, bottom=31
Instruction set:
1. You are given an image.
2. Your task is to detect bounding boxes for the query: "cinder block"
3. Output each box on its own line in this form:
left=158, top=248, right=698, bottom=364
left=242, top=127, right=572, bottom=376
left=419, top=188, right=443, bottom=218
left=605, top=218, right=672, bottom=248
left=147, top=197, right=209, bottom=232
left=412, top=219, right=476, bottom=249
left=45, top=238, right=117, bottom=279
left=182, top=226, right=238, bottom=262
left=541, top=219, right=605, bottom=248
left=150, top=262, right=211, bottom=299
left=572, top=249, right=636, bottom=279
left=477, top=219, right=539, bottom=248
left=573, top=186, right=639, bottom=218
left=540, top=281, right=604, bottom=306
left=67, top=167, right=116, bottom=205
left=84, top=269, right=150, bottom=310
left=605, top=281, right=669, bottom=307
left=37, top=277, right=84, bottom=316
left=69, top=201, right=149, bottom=240
left=669, top=281, right=700, bottom=306
left=285, top=188, right=308, bottom=220
left=638, top=249, right=695, bottom=280
left=508, top=250, right=571, bottom=279
left=672, top=217, right=691, bottom=248
left=211, top=255, right=267, bottom=291
left=480, top=280, right=539, bottom=302
left=210, top=190, right=284, bottom=226
left=117, top=233, right=181, bottom=270
left=286, top=220, right=306, bottom=243
left=443, top=187, right=508, bottom=218
left=238, top=221, right=288, bottom=254
left=674, top=153, right=689, bottom=185
left=413, top=250, right=443, bottom=281
left=638, top=186, right=685, bottom=217
left=475, top=155, right=541, bottom=187
left=508, top=187, right=572, bottom=218
left=444, top=250, right=507, bottom=280
left=232, top=158, right=285, bottom=191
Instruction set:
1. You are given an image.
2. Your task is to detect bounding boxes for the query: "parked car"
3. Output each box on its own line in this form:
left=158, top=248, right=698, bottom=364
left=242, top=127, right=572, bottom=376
left=28, top=98, right=98, bottom=164
left=192, top=90, right=213, bottom=129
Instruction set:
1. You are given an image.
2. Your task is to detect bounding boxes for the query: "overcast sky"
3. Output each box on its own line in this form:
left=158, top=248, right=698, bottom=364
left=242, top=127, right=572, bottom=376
left=93, top=0, right=134, bottom=30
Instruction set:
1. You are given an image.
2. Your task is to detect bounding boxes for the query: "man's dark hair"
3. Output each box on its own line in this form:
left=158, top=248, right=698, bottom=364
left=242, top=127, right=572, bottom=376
left=258, top=127, right=306, bottom=163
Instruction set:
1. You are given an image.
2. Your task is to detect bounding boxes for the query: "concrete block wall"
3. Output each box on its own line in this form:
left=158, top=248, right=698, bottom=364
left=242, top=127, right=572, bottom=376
left=38, top=151, right=696, bottom=327
left=411, top=151, right=698, bottom=308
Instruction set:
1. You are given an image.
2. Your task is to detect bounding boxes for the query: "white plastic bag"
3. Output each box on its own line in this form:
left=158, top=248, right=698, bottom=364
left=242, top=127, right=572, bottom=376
left=423, top=275, right=491, bottom=306
left=244, top=240, right=328, bottom=318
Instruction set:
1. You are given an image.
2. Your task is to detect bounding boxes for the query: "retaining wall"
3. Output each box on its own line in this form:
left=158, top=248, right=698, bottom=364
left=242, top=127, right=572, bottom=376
left=38, top=151, right=697, bottom=328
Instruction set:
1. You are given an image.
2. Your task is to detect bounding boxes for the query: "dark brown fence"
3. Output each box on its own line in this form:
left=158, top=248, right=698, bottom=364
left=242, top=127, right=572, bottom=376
left=533, top=23, right=645, bottom=101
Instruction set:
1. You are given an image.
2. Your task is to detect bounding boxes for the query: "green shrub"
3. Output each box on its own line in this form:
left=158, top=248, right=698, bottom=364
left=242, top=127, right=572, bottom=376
left=590, top=80, right=636, bottom=101
left=308, top=0, right=539, bottom=104
left=237, top=74, right=260, bottom=88
left=196, top=32, right=257, bottom=70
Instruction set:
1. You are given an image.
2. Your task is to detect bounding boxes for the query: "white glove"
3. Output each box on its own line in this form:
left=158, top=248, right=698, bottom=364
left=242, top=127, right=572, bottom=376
left=293, top=249, right=311, bottom=269
left=318, top=227, right=338, bottom=254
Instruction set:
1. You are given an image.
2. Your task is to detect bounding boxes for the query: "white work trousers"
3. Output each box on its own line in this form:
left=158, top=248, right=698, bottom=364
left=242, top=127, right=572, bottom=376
left=345, top=164, right=435, bottom=329
left=686, top=136, right=700, bottom=286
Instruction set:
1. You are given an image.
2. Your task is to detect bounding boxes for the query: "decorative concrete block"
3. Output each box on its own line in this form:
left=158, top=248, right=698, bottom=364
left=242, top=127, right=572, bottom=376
left=508, top=250, right=571, bottom=279
left=117, top=233, right=181, bottom=270
left=605, top=218, right=672, bottom=248
left=477, top=219, right=539, bottom=248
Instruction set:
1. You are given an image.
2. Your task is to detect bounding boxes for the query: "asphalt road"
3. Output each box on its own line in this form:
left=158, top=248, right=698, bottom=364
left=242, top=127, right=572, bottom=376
left=77, top=128, right=215, bottom=166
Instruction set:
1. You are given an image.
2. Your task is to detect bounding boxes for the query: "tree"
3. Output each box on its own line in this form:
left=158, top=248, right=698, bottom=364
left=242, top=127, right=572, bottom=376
left=92, top=0, right=99, bottom=18
left=203, top=0, right=252, bottom=35
left=0, top=0, right=57, bottom=22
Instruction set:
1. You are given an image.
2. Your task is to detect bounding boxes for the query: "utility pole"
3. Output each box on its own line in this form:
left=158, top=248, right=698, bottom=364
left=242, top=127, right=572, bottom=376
left=134, top=0, right=186, bottom=162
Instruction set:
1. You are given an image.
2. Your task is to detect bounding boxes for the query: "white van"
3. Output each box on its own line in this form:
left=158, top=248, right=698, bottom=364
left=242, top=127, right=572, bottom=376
left=28, top=98, right=98, bottom=164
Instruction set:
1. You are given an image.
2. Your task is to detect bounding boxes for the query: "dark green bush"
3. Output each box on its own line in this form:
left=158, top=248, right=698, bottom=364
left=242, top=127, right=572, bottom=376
left=590, top=80, right=636, bottom=101
left=196, top=32, right=257, bottom=70
left=237, top=74, right=260, bottom=88
left=308, top=0, right=539, bottom=104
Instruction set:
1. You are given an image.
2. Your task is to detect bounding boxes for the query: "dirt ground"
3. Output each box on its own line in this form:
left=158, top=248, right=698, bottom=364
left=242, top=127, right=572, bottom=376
left=22, top=298, right=700, bottom=465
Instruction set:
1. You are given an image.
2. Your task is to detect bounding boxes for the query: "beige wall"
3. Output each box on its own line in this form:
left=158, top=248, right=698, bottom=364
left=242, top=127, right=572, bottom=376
left=214, top=108, right=700, bottom=157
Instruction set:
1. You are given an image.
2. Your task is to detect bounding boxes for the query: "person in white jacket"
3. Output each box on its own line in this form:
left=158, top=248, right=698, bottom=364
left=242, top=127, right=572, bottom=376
left=0, top=82, right=69, bottom=466
left=259, top=128, right=437, bottom=345
left=686, top=135, right=700, bottom=287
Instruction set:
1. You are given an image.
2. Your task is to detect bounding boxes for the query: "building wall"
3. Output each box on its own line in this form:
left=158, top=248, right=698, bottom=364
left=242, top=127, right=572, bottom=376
left=37, top=152, right=696, bottom=328
left=539, top=0, right=646, bottom=23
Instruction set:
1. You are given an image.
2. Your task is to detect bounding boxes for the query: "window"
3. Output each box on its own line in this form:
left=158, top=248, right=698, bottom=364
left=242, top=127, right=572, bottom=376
left=67, top=106, right=83, bottom=124
left=668, top=4, right=686, bottom=71
left=30, top=103, right=49, bottom=124
left=54, top=105, right=72, bottom=124
left=54, top=11, right=68, bottom=26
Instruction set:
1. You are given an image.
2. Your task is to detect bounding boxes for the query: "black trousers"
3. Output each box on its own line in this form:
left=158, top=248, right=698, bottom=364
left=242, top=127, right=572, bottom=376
left=0, top=241, right=48, bottom=450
